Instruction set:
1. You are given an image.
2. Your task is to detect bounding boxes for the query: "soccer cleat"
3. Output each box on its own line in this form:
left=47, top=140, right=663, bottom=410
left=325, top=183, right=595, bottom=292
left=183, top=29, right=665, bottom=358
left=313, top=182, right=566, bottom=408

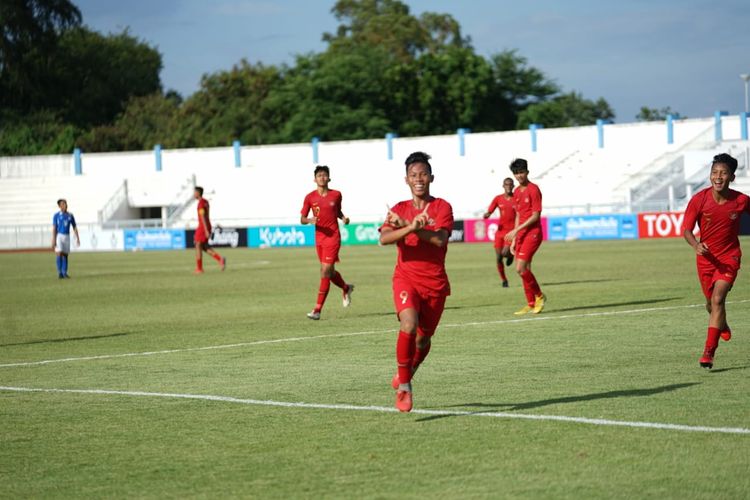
left=532, top=293, right=546, bottom=314
left=514, top=305, right=533, bottom=316
left=58, top=274, right=64, bottom=279
left=63, top=274, right=71, bottom=279
left=395, top=390, right=413, bottom=412
left=221, top=257, right=226, bottom=271
left=306, top=310, right=321, bottom=320
left=343, top=284, right=355, bottom=307
left=699, top=347, right=715, bottom=369
left=720, top=328, right=731, bottom=342
left=502, top=280, right=509, bottom=288
left=193, top=269, right=204, bottom=274
left=506, top=255, right=514, bottom=266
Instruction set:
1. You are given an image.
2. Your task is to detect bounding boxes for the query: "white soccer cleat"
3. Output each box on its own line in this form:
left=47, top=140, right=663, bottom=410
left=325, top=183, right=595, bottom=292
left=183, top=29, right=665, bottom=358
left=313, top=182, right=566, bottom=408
left=343, top=284, right=355, bottom=308
left=306, top=311, right=321, bottom=320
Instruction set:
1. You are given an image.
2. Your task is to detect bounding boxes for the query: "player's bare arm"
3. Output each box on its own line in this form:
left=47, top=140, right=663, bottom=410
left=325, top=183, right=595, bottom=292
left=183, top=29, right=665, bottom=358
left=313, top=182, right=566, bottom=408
left=73, top=226, right=80, bottom=247
left=379, top=215, right=427, bottom=245
left=51, top=225, right=57, bottom=250
left=300, top=215, right=318, bottom=225
left=415, top=228, right=449, bottom=248
left=683, top=229, right=708, bottom=256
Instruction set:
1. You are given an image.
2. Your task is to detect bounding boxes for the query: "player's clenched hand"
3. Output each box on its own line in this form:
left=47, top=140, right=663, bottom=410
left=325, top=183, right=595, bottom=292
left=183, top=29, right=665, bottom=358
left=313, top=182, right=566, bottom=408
left=482, top=212, right=491, bottom=219
left=343, top=216, right=350, bottom=225
left=694, top=242, right=709, bottom=256
left=504, top=229, right=516, bottom=242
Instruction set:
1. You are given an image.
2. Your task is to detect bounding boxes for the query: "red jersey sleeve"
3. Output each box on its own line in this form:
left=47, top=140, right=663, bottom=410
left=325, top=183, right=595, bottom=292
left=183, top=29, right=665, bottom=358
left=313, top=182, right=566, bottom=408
left=530, top=184, right=542, bottom=213
left=300, top=193, right=312, bottom=217
left=432, top=199, right=454, bottom=234
left=683, top=191, right=703, bottom=234
left=486, top=196, right=499, bottom=214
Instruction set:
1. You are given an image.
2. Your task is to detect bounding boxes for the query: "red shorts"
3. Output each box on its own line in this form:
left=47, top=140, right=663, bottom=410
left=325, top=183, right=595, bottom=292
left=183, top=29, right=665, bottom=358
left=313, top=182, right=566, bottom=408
left=316, top=242, right=340, bottom=264
left=494, top=229, right=511, bottom=250
left=696, top=254, right=741, bottom=299
left=514, top=227, right=542, bottom=261
left=392, top=279, right=447, bottom=337
left=195, top=228, right=210, bottom=244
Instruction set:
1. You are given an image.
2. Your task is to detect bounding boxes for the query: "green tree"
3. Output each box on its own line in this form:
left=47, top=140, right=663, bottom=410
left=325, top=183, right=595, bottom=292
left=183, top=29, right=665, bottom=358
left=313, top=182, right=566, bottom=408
left=636, top=106, right=682, bottom=121
left=0, top=0, right=81, bottom=111
left=516, top=92, right=615, bottom=129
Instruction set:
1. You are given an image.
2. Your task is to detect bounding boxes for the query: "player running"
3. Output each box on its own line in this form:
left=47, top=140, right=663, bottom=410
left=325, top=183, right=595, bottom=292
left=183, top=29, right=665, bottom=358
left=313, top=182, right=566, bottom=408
left=504, top=158, right=546, bottom=315
left=483, top=177, right=516, bottom=287
left=52, top=198, right=80, bottom=279
left=380, top=151, right=453, bottom=413
left=300, top=165, right=354, bottom=320
left=682, top=153, right=750, bottom=369
left=193, top=186, right=226, bottom=274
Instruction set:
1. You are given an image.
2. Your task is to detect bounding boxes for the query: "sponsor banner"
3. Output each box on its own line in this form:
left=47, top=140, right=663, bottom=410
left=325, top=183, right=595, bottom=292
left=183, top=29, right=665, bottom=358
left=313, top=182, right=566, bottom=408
left=186, top=227, right=248, bottom=248
left=124, top=229, right=186, bottom=250
left=72, top=229, right=125, bottom=252
left=638, top=212, right=687, bottom=239
left=547, top=214, right=638, bottom=241
left=449, top=220, right=465, bottom=243
left=341, top=223, right=380, bottom=246
left=463, top=218, right=548, bottom=243
left=248, top=225, right=315, bottom=248
left=741, top=212, right=750, bottom=235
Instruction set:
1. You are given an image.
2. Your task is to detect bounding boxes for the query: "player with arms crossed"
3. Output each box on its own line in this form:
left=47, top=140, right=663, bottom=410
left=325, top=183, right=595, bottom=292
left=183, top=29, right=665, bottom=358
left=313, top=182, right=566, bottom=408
left=193, top=186, right=226, bottom=274
left=300, top=165, right=354, bottom=320
left=380, top=152, right=453, bottom=413
left=483, top=177, right=516, bottom=287
left=52, top=198, right=80, bottom=279
left=683, top=153, right=750, bottom=369
left=505, top=158, right=546, bottom=315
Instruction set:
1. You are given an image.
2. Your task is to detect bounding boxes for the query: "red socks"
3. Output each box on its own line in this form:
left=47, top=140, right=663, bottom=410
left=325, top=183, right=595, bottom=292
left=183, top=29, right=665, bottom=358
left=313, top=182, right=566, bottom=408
left=705, top=327, right=721, bottom=350
left=211, top=253, right=222, bottom=263
left=331, top=271, right=348, bottom=292
left=413, top=342, right=431, bottom=371
left=195, top=258, right=203, bottom=271
left=497, top=262, right=507, bottom=281
left=396, top=331, right=416, bottom=384
left=520, top=269, right=542, bottom=306
left=314, top=278, right=331, bottom=313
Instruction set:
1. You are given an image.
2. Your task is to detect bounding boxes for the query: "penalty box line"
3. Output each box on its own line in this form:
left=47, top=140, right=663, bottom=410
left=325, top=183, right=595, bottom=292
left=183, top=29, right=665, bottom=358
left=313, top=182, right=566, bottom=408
left=1, top=299, right=748, bottom=369
left=1, top=385, right=748, bottom=436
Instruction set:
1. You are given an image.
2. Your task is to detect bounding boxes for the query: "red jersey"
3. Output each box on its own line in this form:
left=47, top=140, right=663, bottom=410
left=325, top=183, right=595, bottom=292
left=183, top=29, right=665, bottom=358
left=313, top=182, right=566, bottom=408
left=513, top=182, right=542, bottom=233
left=683, top=187, right=750, bottom=259
left=301, top=189, right=343, bottom=243
left=487, top=194, right=516, bottom=232
left=381, top=197, right=453, bottom=297
left=197, top=198, right=211, bottom=233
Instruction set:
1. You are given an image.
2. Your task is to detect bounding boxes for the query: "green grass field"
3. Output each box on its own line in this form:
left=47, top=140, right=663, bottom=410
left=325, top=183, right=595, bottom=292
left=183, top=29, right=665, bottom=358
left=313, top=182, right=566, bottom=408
left=1, top=239, right=749, bottom=499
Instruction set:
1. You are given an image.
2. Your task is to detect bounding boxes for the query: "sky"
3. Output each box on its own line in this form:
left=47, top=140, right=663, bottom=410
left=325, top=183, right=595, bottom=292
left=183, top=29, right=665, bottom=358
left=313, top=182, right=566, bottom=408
left=75, top=0, right=750, bottom=122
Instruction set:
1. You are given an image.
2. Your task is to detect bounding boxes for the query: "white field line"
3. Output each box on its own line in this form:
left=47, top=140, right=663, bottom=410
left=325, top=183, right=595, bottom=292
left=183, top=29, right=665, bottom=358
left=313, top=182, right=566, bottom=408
left=2, top=299, right=748, bottom=369
left=1, top=385, right=748, bottom=435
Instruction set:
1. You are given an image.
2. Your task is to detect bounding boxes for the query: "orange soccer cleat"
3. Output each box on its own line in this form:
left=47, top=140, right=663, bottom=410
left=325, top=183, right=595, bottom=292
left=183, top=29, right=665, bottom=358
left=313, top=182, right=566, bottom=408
left=396, top=390, right=413, bottom=413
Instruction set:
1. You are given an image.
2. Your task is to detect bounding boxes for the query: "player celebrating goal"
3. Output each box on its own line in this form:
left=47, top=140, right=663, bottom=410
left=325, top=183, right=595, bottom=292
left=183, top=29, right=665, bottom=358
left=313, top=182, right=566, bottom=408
left=380, top=151, right=453, bottom=413
left=505, top=158, right=546, bottom=315
left=52, top=198, right=80, bottom=279
left=193, top=186, right=226, bottom=274
left=300, top=165, right=354, bottom=320
left=483, top=177, right=516, bottom=287
left=683, top=153, right=750, bottom=369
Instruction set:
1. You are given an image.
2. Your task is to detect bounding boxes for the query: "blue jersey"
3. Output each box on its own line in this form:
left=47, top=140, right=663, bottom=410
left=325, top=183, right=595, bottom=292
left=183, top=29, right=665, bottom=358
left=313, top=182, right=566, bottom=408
left=53, top=211, right=76, bottom=235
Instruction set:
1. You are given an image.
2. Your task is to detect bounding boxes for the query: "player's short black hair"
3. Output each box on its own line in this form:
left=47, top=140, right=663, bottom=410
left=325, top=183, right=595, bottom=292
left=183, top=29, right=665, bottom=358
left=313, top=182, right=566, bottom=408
left=405, top=151, right=432, bottom=174
left=56, top=199, right=66, bottom=206
left=314, top=165, right=330, bottom=176
left=503, top=177, right=514, bottom=184
left=712, top=153, right=738, bottom=174
left=195, top=186, right=204, bottom=196
left=509, top=158, right=528, bottom=174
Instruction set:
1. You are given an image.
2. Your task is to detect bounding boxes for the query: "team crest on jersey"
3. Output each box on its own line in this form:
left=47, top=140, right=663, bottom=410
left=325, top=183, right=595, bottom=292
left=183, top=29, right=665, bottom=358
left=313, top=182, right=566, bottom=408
left=730, top=212, right=738, bottom=220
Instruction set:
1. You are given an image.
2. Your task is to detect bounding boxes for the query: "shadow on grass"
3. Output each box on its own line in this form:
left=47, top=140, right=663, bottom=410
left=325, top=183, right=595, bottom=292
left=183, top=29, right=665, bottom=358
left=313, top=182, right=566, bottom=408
left=709, top=365, right=750, bottom=374
left=547, top=297, right=683, bottom=314
left=0, top=331, right=135, bottom=348
left=416, top=382, right=700, bottom=423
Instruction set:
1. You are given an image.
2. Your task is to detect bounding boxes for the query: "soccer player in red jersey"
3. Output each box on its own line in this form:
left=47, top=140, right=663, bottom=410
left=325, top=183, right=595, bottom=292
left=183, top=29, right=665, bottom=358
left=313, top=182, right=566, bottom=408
left=380, top=151, right=453, bottom=413
left=483, top=177, right=516, bottom=287
left=683, top=153, right=750, bottom=369
left=504, top=158, right=546, bottom=315
left=300, top=165, right=354, bottom=320
left=193, top=186, right=226, bottom=274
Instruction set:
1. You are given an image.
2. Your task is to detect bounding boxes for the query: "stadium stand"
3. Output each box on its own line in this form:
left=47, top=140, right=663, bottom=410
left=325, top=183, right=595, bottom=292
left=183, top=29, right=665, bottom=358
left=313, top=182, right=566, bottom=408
left=0, top=115, right=747, bottom=247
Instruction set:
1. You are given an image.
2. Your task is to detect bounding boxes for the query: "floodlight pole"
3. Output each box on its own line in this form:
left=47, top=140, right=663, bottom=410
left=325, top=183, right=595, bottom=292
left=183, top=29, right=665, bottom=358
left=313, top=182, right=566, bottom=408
left=741, top=74, right=750, bottom=114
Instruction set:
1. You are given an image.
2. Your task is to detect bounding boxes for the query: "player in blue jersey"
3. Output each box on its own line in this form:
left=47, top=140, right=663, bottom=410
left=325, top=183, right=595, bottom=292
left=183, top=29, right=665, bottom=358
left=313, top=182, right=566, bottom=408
left=52, top=199, right=80, bottom=279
